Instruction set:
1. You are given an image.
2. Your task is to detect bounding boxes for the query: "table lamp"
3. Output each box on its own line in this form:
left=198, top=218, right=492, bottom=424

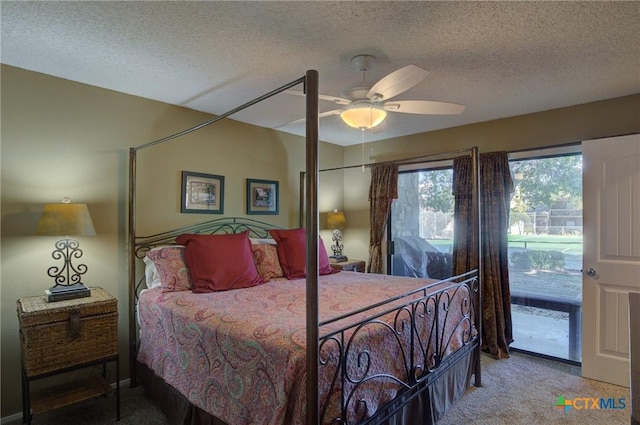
left=327, top=209, right=347, bottom=262
left=36, top=198, right=96, bottom=302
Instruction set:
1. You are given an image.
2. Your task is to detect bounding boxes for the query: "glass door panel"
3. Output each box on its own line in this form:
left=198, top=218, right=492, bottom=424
left=390, top=169, right=454, bottom=279
left=509, top=154, right=583, bottom=362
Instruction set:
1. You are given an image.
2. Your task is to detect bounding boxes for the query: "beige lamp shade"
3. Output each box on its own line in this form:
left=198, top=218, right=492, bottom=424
left=36, top=203, right=96, bottom=236
left=327, top=210, right=346, bottom=230
left=340, top=106, right=387, bottom=129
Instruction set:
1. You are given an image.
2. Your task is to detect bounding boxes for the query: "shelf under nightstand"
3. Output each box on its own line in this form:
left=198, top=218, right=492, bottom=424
left=23, top=355, right=119, bottom=419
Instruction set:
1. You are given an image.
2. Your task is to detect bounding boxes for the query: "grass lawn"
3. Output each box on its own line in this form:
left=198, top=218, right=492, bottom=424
left=508, top=234, right=582, bottom=255
left=428, top=239, right=453, bottom=252
left=428, top=235, right=583, bottom=255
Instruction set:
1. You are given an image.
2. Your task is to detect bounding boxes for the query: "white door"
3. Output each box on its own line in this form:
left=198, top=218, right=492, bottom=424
left=582, top=134, right=640, bottom=387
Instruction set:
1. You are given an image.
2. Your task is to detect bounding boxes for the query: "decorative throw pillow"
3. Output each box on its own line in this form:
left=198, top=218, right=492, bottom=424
left=145, top=246, right=193, bottom=292
left=251, top=243, right=283, bottom=279
left=268, top=228, right=337, bottom=279
left=176, top=231, right=266, bottom=292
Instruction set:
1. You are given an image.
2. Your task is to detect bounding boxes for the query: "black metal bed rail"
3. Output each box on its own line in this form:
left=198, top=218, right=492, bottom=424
left=319, top=270, right=478, bottom=338
left=319, top=271, right=479, bottom=425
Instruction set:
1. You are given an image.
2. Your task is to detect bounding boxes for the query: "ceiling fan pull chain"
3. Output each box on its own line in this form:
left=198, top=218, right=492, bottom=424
left=361, top=128, right=366, bottom=172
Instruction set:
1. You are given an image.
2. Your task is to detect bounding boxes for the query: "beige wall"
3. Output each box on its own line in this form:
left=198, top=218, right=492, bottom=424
left=342, top=94, right=640, bottom=262
left=0, top=65, right=343, bottom=417
left=1, top=64, right=638, bottom=418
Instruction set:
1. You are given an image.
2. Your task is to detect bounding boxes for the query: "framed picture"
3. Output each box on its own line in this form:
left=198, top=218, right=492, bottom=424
left=181, top=171, right=225, bottom=214
left=246, top=178, right=279, bottom=215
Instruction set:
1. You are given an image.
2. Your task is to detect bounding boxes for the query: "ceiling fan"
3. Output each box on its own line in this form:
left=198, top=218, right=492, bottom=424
left=286, top=54, right=465, bottom=130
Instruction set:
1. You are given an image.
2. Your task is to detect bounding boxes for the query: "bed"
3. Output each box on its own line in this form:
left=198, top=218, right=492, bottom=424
left=128, top=71, right=481, bottom=425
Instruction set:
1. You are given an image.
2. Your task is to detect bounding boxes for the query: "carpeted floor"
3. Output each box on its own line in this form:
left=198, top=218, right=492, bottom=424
left=437, top=352, right=630, bottom=425
left=5, top=384, right=172, bottom=425
left=7, top=352, right=630, bottom=424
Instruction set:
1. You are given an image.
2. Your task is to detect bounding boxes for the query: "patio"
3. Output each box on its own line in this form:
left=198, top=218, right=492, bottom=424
left=511, top=305, right=580, bottom=362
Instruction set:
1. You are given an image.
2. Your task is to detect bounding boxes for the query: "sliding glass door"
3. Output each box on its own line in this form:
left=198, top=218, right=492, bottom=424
left=389, top=167, right=454, bottom=279
left=508, top=153, right=583, bottom=362
left=389, top=151, right=583, bottom=363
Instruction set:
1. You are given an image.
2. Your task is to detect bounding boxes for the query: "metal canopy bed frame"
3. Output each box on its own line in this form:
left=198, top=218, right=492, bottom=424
left=128, top=70, right=482, bottom=425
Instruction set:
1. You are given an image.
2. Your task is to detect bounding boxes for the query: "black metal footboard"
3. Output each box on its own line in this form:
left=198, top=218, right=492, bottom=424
left=319, top=270, right=479, bottom=425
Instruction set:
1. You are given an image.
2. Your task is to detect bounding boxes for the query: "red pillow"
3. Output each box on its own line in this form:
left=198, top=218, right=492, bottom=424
left=268, top=228, right=337, bottom=279
left=176, top=231, right=265, bottom=292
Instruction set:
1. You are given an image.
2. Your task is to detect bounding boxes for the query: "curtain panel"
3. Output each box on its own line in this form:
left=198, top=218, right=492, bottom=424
left=453, top=152, right=514, bottom=359
left=367, top=164, right=398, bottom=274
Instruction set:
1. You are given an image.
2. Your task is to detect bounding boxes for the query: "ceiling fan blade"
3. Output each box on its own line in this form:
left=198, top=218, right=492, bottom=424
left=284, top=89, right=350, bottom=105
left=383, top=100, right=465, bottom=115
left=283, top=109, right=342, bottom=126
left=367, top=65, right=429, bottom=101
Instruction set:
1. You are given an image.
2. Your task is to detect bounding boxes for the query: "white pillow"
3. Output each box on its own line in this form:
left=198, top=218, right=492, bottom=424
left=142, top=255, right=162, bottom=289
left=249, top=237, right=277, bottom=245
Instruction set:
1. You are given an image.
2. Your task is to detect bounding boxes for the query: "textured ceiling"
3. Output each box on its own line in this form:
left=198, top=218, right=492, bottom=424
left=2, top=1, right=639, bottom=146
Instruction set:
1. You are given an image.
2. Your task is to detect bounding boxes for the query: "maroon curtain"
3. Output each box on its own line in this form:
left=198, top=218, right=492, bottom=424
left=367, top=164, right=398, bottom=274
left=453, top=152, right=514, bottom=359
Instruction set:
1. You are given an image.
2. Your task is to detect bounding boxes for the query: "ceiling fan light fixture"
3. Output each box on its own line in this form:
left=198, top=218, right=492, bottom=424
left=340, top=106, right=387, bottom=129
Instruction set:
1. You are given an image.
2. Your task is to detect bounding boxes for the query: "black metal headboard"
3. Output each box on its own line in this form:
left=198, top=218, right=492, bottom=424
left=134, top=216, right=284, bottom=260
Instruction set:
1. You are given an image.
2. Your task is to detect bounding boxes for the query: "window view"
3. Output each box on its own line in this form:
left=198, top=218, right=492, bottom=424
left=390, top=154, right=583, bottom=363
left=508, top=154, right=583, bottom=362
left=390, top=168, right=454, bottom=279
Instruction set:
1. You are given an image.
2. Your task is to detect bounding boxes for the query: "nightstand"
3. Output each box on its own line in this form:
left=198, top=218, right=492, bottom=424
left=330, top=259, right=366, bottom=272
left=17, top=287, right=120, bottom=424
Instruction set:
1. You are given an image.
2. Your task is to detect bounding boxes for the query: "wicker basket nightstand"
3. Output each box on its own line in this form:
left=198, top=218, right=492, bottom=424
left=17, top=287, right=120, bottom=424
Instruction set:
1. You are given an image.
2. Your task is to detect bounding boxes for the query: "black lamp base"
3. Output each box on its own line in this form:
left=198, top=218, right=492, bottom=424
left=45, top=283, right=91, bottom=302
left=330, top=255, right=348, bottom=263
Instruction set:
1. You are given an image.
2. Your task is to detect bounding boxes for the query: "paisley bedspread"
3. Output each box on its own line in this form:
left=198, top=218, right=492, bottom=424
left=137, top=271, right=477, bottom=425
